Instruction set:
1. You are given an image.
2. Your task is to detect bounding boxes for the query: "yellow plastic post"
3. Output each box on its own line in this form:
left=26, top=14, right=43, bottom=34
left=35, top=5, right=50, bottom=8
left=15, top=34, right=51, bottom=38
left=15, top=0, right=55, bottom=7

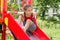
left=1, top=0, right=3, bottom=12
left=4, top=17, right=8, bottom=26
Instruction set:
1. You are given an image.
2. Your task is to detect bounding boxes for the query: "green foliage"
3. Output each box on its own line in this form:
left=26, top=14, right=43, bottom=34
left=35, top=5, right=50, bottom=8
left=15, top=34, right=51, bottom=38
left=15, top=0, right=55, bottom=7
left=45, top=14, right=60, bottom=23
left=47, top=17, right=58, bottom=23
left=6, top=34, right=12, bottom=40
left=7, top=2, right=19, bottom=11
left=33, top=0, right=59, bottom=19
left=56, top=14, right=60, bottom=19
left=11, top=3, right=18, bottom=10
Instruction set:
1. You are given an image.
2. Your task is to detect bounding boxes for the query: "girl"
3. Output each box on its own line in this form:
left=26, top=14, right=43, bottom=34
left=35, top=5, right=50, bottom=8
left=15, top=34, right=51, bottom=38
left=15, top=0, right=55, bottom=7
left=20, top=5, right=37, bottom=35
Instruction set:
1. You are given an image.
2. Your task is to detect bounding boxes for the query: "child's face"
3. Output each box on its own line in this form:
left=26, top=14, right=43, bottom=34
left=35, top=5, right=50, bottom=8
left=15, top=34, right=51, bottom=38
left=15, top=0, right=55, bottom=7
left=24, top=7, right=32, bottom=15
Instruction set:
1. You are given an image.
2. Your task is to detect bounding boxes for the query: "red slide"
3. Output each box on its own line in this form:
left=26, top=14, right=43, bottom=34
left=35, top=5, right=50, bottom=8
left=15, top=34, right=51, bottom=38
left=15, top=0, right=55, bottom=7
left=6, top=14, right=30, bottom=40
left=6, top=14, right=50, bottom=40
left=32, top=27, right=50, bottom=40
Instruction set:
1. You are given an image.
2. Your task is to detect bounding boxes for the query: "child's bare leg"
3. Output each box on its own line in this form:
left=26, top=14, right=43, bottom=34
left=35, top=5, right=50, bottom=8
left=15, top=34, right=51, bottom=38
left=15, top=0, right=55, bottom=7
left=24, top=19, right=33, bottom=32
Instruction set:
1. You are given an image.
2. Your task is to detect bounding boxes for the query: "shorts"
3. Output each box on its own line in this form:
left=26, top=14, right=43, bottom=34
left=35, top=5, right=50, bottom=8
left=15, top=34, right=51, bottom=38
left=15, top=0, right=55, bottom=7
left=23, top=21, right=36, bottom=32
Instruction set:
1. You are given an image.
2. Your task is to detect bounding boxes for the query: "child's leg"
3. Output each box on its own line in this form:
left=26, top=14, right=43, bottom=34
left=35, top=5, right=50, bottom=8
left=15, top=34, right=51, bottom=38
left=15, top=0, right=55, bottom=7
left=24, top=19, right=33, bottom=32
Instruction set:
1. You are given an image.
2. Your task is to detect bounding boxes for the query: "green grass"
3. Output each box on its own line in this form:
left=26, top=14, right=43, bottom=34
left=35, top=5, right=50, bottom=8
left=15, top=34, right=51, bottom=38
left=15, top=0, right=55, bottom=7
left=42, top=28, right=60, bottom=40
left=37, top=18, right=60, bottom=40
left=6, top=34, right=13, bottom=40
left=0, top=34, right=13, bottom=40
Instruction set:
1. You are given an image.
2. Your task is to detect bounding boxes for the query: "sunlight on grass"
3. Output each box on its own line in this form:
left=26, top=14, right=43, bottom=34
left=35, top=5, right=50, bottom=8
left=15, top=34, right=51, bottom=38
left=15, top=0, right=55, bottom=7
left=37, top=18, right=60, bottom=40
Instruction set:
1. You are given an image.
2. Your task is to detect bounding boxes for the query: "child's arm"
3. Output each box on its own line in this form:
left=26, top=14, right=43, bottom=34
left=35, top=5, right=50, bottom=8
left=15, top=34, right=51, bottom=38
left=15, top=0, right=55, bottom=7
left=33, top=12, right=38, bottom=25
left=19, top=13, right=25, bottom=24
left=19, top=14, right=23, bottom=24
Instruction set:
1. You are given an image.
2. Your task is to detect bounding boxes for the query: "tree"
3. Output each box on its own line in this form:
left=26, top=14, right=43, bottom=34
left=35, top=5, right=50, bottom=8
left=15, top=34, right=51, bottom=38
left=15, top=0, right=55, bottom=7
left=33, top=0, right=60, bottom=19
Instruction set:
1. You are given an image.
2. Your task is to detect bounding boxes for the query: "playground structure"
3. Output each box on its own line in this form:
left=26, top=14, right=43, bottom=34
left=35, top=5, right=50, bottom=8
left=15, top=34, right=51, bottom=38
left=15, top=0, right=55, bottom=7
left=0, top=0, right=50, bottom=40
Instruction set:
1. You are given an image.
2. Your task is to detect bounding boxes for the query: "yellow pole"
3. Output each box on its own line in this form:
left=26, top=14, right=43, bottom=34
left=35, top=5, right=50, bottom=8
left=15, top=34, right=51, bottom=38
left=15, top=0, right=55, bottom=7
left=1, top=0, right=3, bottom=12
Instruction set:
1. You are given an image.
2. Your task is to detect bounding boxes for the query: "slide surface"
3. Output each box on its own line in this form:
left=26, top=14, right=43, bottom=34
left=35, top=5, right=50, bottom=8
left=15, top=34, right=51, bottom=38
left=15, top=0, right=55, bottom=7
left=32, top=27, right=50, bottom=40
left=6, top=14, right=50, bottom=40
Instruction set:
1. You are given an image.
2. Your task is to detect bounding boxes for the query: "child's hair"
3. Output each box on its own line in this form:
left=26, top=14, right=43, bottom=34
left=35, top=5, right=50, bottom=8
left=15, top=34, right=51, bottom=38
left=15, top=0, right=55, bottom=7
left=24, top=5, right=31, bottom=10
